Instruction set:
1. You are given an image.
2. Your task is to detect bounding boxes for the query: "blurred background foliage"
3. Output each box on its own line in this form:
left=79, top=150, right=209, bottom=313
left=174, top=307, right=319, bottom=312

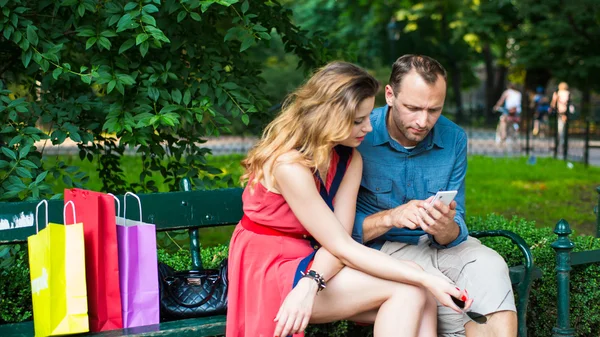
left=2, top=0, right=600, bottom=202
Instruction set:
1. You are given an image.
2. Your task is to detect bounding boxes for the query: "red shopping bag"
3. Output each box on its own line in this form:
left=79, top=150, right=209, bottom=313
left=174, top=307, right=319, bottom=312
left=64, top=189, right=123, bottom=332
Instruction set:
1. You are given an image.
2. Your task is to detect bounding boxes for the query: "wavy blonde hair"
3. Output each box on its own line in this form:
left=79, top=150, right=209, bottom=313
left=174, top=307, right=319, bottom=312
left=242, top=61, right=379, bottom=187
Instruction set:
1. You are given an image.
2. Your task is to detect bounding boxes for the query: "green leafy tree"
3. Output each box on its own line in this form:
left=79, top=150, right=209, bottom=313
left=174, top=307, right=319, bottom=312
left=0, top=0, right=331, bottom=200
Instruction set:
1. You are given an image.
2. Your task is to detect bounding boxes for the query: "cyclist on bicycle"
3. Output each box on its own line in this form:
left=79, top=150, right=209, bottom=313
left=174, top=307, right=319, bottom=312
left=494, top=83, right=522, bottom=144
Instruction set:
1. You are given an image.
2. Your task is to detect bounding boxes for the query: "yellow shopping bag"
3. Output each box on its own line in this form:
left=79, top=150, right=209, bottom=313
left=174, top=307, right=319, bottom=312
left=28, top=200, right=89, bottom=336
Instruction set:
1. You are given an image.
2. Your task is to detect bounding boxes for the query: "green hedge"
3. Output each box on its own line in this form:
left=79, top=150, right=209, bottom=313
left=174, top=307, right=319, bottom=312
left=2, top=215, right=600, bottom=337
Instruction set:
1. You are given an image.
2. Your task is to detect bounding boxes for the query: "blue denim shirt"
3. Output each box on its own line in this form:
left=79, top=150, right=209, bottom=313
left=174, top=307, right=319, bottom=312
left=352, top=106, right=469, bottom=250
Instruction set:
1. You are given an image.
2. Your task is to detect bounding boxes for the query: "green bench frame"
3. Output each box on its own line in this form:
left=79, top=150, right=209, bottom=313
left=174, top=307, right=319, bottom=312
left=0, top=181, right=539, bottom=337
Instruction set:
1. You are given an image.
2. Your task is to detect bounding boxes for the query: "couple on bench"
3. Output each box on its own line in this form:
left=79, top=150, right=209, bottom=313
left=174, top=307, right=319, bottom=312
left=227, top=55, right=516, bottom=337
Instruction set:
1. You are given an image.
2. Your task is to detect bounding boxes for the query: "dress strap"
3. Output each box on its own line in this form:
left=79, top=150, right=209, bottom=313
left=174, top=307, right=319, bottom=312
left=314, top=146, right=353, bottom=211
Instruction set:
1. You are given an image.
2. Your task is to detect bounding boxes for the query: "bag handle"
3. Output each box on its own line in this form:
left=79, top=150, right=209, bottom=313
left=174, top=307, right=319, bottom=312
left=164, top=272, right=219, bottom=308
left=35, top=200, right=48, bottom=233
left=107, top=193, right=121, bottom=217
left=64, top=201, right=77, bottom=225
left=124, top=192, right=142, bottom=222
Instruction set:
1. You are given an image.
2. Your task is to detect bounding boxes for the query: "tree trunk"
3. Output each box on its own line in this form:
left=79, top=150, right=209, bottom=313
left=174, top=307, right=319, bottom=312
left=450, top=63, right=463, bottom=124
left=483, top=43, right=495, bottom=123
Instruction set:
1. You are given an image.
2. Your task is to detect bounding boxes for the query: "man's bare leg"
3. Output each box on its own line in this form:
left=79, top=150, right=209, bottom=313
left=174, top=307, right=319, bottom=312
left=465, top=310, right=517, bottom=337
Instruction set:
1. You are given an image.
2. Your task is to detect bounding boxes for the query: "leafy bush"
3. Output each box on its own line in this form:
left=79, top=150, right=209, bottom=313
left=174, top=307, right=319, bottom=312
left=469, top=214, right=600, bottom=337
left=0, top=0, right=334, bottom=200
left=3, top=214, right=600, bottom=337
left=0, top=245, right=32, bottom=324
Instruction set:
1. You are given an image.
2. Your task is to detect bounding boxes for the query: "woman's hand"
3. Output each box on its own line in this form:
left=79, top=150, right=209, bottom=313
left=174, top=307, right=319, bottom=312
left=273, top=278, right=318, bottom=337
left=423, top=275, right=473, bottom=314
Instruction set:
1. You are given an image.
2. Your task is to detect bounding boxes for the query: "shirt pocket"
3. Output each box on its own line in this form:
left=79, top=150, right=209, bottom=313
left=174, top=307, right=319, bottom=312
left=360, top=177, right=394, bottom=209
left=425, top=176, right=450, bottom=198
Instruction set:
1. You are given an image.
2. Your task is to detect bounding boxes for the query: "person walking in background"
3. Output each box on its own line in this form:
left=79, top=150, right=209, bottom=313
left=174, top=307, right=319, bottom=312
left=226, top=61, right=471, bottom=337
left=550, top=82, right=571, bottom=148
left=353, top=55, right=517, bottom=337
left=532, top=86, right=550, bottom=137
left=494, top=83, right=522, bottom=144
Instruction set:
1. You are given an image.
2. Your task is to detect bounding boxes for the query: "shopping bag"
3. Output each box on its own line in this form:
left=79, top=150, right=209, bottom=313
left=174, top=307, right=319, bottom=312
left=28, top=200, right=89, bottom=336
left=110, top=192, right=160, bottom=328
left=64, top=189, right=123, bottom=332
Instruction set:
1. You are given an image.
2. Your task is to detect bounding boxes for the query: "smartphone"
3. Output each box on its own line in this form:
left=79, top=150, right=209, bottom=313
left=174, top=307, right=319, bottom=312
left=429, top=190, right=458, bottom=206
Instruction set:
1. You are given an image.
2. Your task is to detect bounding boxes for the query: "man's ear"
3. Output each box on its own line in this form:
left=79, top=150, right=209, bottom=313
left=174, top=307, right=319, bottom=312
left=384, top=84, right=396, bottom=106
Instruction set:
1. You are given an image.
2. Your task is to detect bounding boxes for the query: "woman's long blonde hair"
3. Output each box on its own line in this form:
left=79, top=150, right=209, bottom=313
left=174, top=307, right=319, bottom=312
left=242, top=62, right=379, bottom=187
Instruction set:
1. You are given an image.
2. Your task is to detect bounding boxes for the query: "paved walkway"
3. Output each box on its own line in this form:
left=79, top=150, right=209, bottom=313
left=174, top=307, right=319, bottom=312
left=35, top=128, right=600, bottom=166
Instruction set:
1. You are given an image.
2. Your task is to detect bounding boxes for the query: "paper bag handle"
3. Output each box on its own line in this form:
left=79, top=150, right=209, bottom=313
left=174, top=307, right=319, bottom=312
left=107, top=193, right=121, bottom=217
left=124, top=192, right=142, bottom=222
left=35, top=200, right=48, bottom=233
left=64, top=201, right=76, bottom=225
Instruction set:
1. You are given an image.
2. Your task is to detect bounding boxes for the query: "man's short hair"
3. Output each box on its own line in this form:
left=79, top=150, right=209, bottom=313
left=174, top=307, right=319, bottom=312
left=389, top=54, right=447, bottom=94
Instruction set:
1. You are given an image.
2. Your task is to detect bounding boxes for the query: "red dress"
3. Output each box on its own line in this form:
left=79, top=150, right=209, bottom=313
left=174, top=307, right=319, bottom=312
left=226, top=146, right=352, bottom=337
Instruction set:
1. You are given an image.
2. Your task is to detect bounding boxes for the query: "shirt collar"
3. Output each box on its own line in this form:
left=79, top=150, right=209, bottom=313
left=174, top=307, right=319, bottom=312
left=371, top=105, right=445, bottom=150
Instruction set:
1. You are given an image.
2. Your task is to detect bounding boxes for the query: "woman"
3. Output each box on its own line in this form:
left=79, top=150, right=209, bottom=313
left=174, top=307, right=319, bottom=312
left=550, top=82, right=571, bottom=147
left=227, top=62, right=471, bottom=337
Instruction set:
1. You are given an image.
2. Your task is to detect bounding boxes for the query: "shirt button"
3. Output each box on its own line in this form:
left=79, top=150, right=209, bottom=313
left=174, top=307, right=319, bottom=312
left=376, top=187, right=380, bottom=191
left=303, top=235, right=308, bottom=239
left=313, top=245, right=319, bottom=250
left=407, top=183, right=411, bottom=187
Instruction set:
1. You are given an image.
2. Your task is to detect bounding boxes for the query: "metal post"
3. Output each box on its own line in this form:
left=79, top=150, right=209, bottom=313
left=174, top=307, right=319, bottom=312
left=179, top=177, right=203, bottom=271
left=551, top=219, right=575, bottom=337
left=596, top=186, right=600, bottom=238
left=584, top=119, right=590, bottom=167
left=524, top=93, right=531, bottom=155
left=563, top=118, right=569, bottom=161
left=554, top=114, right=559, bottom=159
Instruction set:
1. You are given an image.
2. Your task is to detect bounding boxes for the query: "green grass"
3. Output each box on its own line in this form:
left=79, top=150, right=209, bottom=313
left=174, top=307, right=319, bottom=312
left=42, top=154, right=246, bottom=193
left=42, top=154, right=600, bottom=245
left=466, top=155, right=600, bottom=236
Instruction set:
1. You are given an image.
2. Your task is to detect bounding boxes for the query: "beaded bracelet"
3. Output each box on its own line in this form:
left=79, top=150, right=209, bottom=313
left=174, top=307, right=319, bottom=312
left=300, top=270, right=327, bottom=293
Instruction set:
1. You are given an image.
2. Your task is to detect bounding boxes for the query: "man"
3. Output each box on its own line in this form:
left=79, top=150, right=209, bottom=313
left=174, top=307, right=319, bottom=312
left=352, top=55, right=517, bottom=337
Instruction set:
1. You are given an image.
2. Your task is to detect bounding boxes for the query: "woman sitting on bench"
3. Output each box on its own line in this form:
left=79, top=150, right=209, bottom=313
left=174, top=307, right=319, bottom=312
left=227, top=62, right=472, bottom=337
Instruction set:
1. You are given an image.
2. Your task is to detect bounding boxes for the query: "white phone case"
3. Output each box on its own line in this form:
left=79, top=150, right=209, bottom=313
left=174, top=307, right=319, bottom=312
left=430, top=190, right=458, bottom=206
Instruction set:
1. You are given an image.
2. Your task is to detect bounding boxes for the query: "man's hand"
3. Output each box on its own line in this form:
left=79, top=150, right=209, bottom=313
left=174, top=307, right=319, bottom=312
left=416, top=199, right=459, bottom=245
left=387, top=199, right=430, bottom=230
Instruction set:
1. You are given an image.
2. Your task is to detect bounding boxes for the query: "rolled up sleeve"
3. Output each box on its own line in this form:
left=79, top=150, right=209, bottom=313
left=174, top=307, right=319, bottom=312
left=352, top=208, right=368, bottom=244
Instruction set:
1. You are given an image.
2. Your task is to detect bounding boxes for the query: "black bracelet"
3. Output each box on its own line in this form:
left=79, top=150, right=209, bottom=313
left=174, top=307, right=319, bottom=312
left=300, top=270, right=326, bottom=293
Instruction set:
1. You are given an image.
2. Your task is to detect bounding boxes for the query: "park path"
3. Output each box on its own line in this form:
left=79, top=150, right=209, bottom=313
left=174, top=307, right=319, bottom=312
left=34, top=128, right=600, bottom=166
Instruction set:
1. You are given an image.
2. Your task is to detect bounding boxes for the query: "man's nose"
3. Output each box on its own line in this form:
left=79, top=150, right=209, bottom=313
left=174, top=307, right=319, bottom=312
left=415, top=110, right=428, bottom=128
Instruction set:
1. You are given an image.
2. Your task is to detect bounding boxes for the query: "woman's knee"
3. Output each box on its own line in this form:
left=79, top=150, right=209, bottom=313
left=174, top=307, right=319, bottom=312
left=390, top=283, right=428, bottom=309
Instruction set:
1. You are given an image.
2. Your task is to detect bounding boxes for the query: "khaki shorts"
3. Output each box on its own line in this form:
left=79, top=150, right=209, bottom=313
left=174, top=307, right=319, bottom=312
left=380, top=236, right=516, bottom=337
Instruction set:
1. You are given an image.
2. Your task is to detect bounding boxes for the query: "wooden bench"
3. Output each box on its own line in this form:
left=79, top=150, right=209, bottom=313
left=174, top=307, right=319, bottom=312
left=0, top=179, right=242, bottom=337
left=0, top=180, right=540, bottom=337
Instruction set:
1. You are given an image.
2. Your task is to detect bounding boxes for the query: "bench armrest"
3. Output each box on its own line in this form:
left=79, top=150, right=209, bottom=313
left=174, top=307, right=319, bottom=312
left=469, top=229, right=533, bottom=272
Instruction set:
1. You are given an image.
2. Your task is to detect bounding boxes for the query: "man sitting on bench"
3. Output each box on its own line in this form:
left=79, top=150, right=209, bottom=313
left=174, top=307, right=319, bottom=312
left=353, top=54, right=517, bottom=337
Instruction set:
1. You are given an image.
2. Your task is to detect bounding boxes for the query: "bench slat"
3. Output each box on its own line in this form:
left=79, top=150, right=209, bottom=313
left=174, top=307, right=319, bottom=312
left=0, top=316, right=226, bottom=337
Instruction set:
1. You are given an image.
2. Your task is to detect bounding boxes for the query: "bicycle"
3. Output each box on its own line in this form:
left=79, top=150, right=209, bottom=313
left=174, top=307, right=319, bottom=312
left=494, top=107, right=521, bottom=148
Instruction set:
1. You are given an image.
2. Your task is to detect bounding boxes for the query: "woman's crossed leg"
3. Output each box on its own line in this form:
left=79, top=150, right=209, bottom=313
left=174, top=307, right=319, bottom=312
left=310, top=263, right=437, bottom=337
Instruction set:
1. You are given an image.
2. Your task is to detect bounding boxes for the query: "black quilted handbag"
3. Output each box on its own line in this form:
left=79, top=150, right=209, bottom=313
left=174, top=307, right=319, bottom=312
left=158, top=259, right=228, bottom=321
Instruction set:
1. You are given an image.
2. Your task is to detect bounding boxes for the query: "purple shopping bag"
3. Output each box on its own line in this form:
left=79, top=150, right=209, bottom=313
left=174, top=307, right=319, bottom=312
left=111, top=192, right=160, bottom=328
